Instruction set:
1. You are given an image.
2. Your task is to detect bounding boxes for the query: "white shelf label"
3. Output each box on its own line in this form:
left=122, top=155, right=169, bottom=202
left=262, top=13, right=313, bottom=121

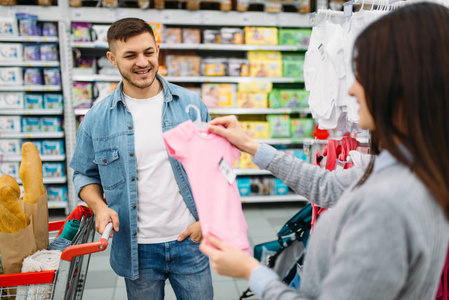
left=162, top=11, right=173, bottom=23
left=240, top=13, right=251, bottom=25
left=72, top=9, right=84, bottom=20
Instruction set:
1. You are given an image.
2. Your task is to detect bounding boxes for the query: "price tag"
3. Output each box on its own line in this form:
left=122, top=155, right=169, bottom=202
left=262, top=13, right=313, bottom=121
left=219, top=157, right=236, bottom=184
left=162, top=11, right=173, bottom=23
left=240, top=13, right=251, bottom=25
left=72, top=9, right=84, bottom=20
left=309, top=12, right=316, bottom=27
left=343, top=1, right=353, bottom=18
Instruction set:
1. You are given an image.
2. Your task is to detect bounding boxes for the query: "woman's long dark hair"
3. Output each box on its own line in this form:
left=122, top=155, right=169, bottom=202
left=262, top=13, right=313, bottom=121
left=353, top=2, right=449, bottom=219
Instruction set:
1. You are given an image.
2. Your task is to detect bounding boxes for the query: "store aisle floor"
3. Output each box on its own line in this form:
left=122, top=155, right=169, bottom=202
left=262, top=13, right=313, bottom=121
left=51, top=202, right=305, bottom=300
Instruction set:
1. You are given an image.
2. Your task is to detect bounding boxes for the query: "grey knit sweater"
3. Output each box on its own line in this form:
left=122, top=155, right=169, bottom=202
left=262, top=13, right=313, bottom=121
left=249, top=145, right=449, bottom=300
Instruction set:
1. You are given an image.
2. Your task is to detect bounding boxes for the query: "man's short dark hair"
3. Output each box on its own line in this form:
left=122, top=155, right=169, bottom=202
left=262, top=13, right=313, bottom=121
left=107, top=18, right=155, bottom=49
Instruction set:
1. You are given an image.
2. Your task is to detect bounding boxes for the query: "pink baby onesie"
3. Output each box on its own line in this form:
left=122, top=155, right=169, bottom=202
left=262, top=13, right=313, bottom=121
left=163, top=120, right=251, bottom=255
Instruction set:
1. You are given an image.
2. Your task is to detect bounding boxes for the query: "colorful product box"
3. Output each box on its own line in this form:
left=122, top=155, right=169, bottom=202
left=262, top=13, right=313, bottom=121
left=240, top=121, right=270, bottom=139
left=267, top=115, right=291, bottom=138
left=42, top=162, right=65, bottom=178
left=220, top=28, right=244, bottom=45
left=166, top=55, right=201, bottom=77
left=239, top=151, right=258, bottom=169
left=238, top=81, right=273, bottom=93
left=0, top=139, right=21, bottom=154
left=24, top=94, right=44, bottom=109
left=148, top=23, right=163, bottom=43
left=0, top=67, right=23, bottom=85
left=283, top=57, right=305, bottom=79
left=291, top=118, right=314, bottom=138
left=268, top=89, right=282, bottom=108
left=42, top=140, right=65, bottom=155
left=0, top=92, right=24, bottom=109
left=41, top=117, right=62, bottom=132
left=182, top=28, right=201, bottom=44
left=0, top=163, right=19, bottom=178
left=47, top=186, right=68, bottom=202
left=21, top=117, right=40, bottom=132
left=164, top=27, right=182, bottom=44
left=43, top=94, right=63, bottom=109
left=228, top=58, right=249, bottom=77
left=278, top=28, right=312, bottom=49
left=273, top=178, right=289, bottom=195
left=250, top=60, right=282, bottom=78
left=0, top=43, right=22, bottom=62
left=201, top=58, right=227, bottom=76
left=244, top=27, right=278, bottom=45
left=0, top=116, right=21, bottom=132
left=201, top=83, right=236, bottom=108
left=237, top=177, right=251, bottom=196
left=250, top=177, right=272, bottom=195
left=236, top=92, right=268, bottom=108
left=280, top=90, right=309, bottom=108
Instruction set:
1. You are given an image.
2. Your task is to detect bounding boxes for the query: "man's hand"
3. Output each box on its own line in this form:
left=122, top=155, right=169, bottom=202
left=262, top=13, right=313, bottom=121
left=94, top=205, right=119, bottom=238
left=177, top=221, right=202, bottom=242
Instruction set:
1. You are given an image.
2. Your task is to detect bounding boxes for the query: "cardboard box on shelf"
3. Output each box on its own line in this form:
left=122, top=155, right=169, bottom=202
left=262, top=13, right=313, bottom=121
left=228, top=58, right=249, bottom=77
left=237, top=177, right=251, bottom=196
left=239, top=152, right=258, bottom=169
left=182, top=28, right=201, bottom=44
left=164, top=27, right=182, bottom=44
left=279, top=89, right=309, bottom=108
left=201, top=83, right=236, bottom=108
left=0, top=92, right=24, bottom=109
left=238, top=81, right=273, bottom=93
left=236, top=92, right=268, bottom=108
left=0, top=116, right=21, bottom=132
left=201, top=58, right=227, bottom=76
left=291, top=118, right=315, bottom=138
left=250, top=60, right=282, bottom=77
left=166, top=55, right=201, bottom=76
left=148, top=23, right=163, bottom=43
left=278, top=28, right=311, bottom=48
left=239, top=121, right=269, bottom=139
left=220, top=28, right=244, bottom=44
left=244, top=27, right=278, bottom=45
left=267, top=115, right=290, bottom=138
left=282, top=53, right=305, bottom=79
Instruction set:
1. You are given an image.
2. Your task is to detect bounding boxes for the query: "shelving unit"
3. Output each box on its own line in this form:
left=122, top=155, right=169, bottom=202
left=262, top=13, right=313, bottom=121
left=0, top=86, right=62, bottom=92
left=0, top=154, right=65, bottom=162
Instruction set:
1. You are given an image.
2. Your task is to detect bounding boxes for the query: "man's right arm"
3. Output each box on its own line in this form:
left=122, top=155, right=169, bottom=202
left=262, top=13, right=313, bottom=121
left=79, top=184, right=119, bottom=236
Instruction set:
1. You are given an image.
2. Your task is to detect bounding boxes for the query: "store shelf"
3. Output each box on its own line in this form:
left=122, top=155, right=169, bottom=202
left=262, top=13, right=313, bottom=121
left=0, top=85, right=61, bottom=92
left=255, top=138, right=306, bottom=145
left=234, top=169, right=271, bottom=176
left=73, top=108, right=89, bottom=116
left=209, top=108, right=310, bottom=115
left=16, top=177, right=67, bottom=185
left=0, top=132, right=64, bottom=139
left=48, top=201, right=68, bottom=209
left=302, top=137, right=371, bottom=145
left=241, top=194, right=307, bottom=203
left=72, top=75, right=303, bottom=83
left=72, top=42, right=307, bottom=52
left=70, top=8, right=310, bottom=27
left=0, top=61, right=60, bottom=67
left=0, top=154, right=65, bottom=162
left=0, top=36, right=58, bottom=43
left=0, top=109, right=63, bottom=116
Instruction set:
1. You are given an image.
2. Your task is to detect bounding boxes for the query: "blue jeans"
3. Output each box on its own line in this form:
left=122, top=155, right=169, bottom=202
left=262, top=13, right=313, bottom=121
left=124, top=238, right=213, bottom=300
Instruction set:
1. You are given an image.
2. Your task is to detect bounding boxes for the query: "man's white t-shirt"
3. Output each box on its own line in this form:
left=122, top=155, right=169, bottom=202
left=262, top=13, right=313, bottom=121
left=124, top=91, right=196, bottom=244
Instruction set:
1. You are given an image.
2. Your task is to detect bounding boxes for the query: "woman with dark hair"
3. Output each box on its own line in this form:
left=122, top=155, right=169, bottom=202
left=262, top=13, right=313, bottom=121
left=199, top=2, right=449, bottom=299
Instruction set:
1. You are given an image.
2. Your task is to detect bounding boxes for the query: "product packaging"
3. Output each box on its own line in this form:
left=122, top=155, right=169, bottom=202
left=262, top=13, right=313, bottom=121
left=166, top=55, right=201, bottom=76
left=47, top=186, right=68, bottom=202
left=268, top=89, right=282, bottom=108
left=22, top=140, right=41, bottom=154
left=0, top=116, right=21, bottom=132
left=41, top=140, right=65, bottom=155
left=24, top=43, right=41, bottom=61
left=203, top=29, right=221, bottom=44
left=42, top=162, right=65, bottom=178
left=72, top=82, right=93, bottom=109
left=93, top=82, right=118, bottom=105
left=239, top=152, right=258, bottom=169
left=279, top=89, right=309, bottom=108
left=148, top=23, right=163, bottom=43
left=250, top=177, right=272, bottom=195
left=40, top=43, right=58, bottom=61
left=201, top=58, right=227, bottom=76
left=238, top=81, right=273, bottom=93
left=290, top=118, right=314, bottom=138
left=236, top=92, right=268, bottom=108
left=267, top=115, right=291, bottom=138
left=71, top=22, right=92, bottom=42
left=220, top=28, right=244, bottom=44
left=43, top=94, right=63, bottom=109
left=278, top=28, right=312, bottom=49
left=282, top=53, right=305, bottom=79
left=43, top=68, right=61, bottom=85
left=182, top=28, right=201, bottom=44
left=0, top=92, right=24, bottom=109
left=248, top=51, right=283, bottom=78
left=0, top=18, right=19, bottom=36
left=237, top=177, right=251, bottom=196
left=0, top=163, right=19, bottom=178
left=273, top=178, right=289, bottom=195
left=91, top=25, right=109, bottom=45
left=24, top=94, right=44, bottom=109
left=239, top=121, right=270, bottom=139
left=21, top=117, right=40, bottom=132
left=42, top=22, right=57, bottom=37
left=201, top=83, right=236, bottom=108
left=0, top=43, right=22, bottom=62
left=0, top=67, right=23, bottom=85
left=16, top=13, right=39, bottom=36
left=244, top=27, right=278, bottom=45
left=0, top=139, right=21, bottom=155
left=24, top=68, right=43, bottom=85
left=164, top=27, right=182, bottom=44
left=228, top=58, right=249, bottom=76
left=41, top=117, right=62, bottom=132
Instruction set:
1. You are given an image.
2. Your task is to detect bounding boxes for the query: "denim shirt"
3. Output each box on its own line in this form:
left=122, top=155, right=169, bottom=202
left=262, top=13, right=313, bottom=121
left=69, top=74, right=210, bottom=279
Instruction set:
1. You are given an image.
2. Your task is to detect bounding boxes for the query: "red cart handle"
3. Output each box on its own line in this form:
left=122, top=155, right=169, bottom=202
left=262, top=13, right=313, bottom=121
left=60, top=223, right=113, bottom=262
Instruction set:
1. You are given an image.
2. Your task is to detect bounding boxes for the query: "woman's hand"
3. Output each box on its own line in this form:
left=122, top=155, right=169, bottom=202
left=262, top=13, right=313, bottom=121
left=208, top=115, right=261, bottom=156
left=200, top=234, right=260, bottom=280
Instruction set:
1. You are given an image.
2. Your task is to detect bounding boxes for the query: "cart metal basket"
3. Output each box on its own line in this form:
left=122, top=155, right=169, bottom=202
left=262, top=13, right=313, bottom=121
left=0, top=215, right=112, bottom=300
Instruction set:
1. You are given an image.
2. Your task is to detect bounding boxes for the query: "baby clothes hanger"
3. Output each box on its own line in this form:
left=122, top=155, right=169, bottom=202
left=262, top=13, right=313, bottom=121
left=185, top=104, right=208, bottom=130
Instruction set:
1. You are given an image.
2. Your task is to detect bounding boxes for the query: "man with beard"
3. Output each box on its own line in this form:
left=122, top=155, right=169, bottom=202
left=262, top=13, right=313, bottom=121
left=70, top=18, right=213, bottom=300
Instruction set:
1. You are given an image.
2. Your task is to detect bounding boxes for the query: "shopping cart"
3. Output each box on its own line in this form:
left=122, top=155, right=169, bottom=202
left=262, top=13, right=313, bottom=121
left=0, top=215, right=113, bottom=300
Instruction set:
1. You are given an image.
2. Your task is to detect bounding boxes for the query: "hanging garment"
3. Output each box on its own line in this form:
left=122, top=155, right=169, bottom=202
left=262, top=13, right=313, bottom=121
left=163, top=120, right=251, bottom=254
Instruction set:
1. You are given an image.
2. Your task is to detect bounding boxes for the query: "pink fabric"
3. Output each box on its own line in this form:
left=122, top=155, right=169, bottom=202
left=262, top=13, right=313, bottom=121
left=163, top=120, right=251, bottom=254
left=436, top=243, right=449, bottom=300
left=323, top=140, right=341, bottom=171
